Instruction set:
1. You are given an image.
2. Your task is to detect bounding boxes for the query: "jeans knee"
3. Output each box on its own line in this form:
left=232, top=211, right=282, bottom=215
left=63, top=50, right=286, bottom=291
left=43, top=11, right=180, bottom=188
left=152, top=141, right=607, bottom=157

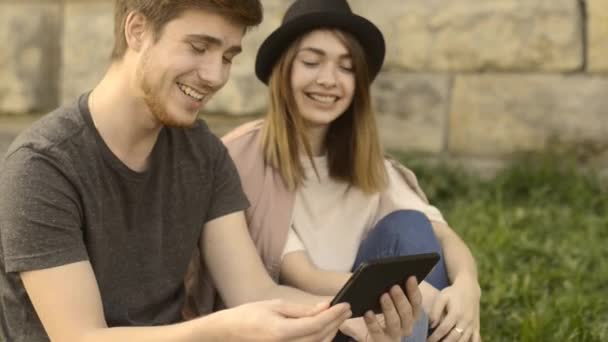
left=376, top=210, right=434, bottom=238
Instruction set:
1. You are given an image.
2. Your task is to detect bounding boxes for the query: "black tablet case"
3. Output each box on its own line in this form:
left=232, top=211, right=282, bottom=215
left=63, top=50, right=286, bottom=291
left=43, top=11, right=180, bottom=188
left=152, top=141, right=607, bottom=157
left=330, top=252, right=440, bottom=318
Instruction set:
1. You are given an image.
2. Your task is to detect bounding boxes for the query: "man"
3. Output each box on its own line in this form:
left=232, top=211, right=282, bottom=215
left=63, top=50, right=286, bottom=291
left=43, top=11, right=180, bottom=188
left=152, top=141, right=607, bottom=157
left=0, top=1, right=421, bottom=341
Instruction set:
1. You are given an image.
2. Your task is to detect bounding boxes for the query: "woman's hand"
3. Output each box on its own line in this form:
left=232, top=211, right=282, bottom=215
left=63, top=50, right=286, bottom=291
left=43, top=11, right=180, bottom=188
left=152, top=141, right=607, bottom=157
left=340, top=277, right=422, bottom=342
left=427, top=277, right=481, bottom=342
left=339, top=314, right=404, bottom=342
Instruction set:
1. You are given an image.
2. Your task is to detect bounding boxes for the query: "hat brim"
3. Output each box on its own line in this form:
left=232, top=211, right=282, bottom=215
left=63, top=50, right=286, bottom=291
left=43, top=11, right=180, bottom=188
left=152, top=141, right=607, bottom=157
left=255, top=12, right=385, bottom=84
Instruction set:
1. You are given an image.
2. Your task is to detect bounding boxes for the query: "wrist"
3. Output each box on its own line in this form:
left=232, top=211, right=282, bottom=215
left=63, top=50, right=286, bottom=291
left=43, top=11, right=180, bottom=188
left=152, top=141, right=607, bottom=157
left=419, top=281, right=439, bottom=313
left=191, top=312, right=228, bottom=342
left=452, top=274, right=481, bottom=297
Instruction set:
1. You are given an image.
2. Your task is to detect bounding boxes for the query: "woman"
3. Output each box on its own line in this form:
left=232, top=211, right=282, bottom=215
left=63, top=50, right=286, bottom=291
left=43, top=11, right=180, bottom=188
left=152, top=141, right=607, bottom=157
left=192, top=0, right=481, bottom=341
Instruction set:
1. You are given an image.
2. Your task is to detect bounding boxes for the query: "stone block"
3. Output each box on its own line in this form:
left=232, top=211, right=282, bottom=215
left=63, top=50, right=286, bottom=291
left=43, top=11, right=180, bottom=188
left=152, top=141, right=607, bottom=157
left=449, top=75, right=608, bottom=157
left=206, top=0, right=291, bottom=116
left=0, top=1, right=61, bottom=114
left=373, top=72, right=449, bottom=153
left=588, top=0, right=608, bottom=72
left=61, top=1, right=114, bottom=104
left=351, top=0, right=582, bottom=72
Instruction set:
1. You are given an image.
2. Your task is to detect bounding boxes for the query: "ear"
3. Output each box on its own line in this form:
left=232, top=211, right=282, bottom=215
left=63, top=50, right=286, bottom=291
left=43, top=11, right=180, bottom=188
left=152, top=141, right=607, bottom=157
left=124, top=11, right=149, bottom=53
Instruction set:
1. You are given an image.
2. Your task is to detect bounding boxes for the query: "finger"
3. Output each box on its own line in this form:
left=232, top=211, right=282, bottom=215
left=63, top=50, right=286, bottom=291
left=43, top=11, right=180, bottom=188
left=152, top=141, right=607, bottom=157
left=283, top=303, right=351, bottom=338
left=308, top=309, right=353, bottom=342
left=339, top=317, right=367, bottom=341
left=389, top=285, right=413, bottom=336
left=457, top=326, right=473, bottom=342
left=441, top=327, right=466, bottom=342
left=473, top=330, right=482, bottom=342
left=364, top=310, right=384, bottom=341
left=427, top=311, right=457, bottom=342
left=429, top=293, right=449, bottom=328
left=320, top=334, right=338, bottom=342
left=381, top=291, right=403, bottom=337
left=404, top=276, right=422, bottom=321
left=274, top=299, right=330, bottom=318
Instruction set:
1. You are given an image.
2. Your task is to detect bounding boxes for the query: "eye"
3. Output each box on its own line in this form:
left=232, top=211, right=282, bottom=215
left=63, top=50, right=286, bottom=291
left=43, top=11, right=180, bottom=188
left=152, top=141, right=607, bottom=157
left=190, top=43, right=207, bottom=54
left=340, top=65, right=354, bottom=73
left=301, top=60, right=319, bottom=67
left=340, top=60, right=354, bottom=73
left=222, top=56, right=233, bottom=65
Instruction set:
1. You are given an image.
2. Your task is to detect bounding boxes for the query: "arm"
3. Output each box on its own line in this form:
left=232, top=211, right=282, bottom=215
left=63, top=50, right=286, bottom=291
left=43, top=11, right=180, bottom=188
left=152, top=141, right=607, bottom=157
left=22, top=260, right=351, bottom=342
left=428, top=221, right=481, bottom=342
left=432, top=221, right=480, bottom=293
left=280, top=250, right=350, bottom=296
left=201, top=210, right=332, bottom=306
left=20, top=261, right=222, bottom=342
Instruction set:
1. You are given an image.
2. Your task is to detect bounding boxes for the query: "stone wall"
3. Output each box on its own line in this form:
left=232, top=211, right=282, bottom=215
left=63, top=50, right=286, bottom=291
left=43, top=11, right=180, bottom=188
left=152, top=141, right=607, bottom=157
left=1, top=0, right=607, bottom=169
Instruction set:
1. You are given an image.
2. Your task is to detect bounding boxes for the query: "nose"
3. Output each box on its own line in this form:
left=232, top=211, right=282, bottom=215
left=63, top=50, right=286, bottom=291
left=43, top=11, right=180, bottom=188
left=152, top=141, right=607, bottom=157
left=196, top=55, right=227, bottom=89
left=315, top=63, right=337, bottom=88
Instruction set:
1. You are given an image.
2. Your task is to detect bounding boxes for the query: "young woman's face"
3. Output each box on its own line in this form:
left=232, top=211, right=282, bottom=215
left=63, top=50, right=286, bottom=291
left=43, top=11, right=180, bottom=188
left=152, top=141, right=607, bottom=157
left=290, top=30, right=356, bottom=129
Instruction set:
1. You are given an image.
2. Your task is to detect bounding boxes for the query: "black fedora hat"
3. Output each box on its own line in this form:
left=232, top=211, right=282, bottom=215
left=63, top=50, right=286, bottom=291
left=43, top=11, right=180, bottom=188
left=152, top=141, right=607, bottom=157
left=255, top=0, right=386, bottom=84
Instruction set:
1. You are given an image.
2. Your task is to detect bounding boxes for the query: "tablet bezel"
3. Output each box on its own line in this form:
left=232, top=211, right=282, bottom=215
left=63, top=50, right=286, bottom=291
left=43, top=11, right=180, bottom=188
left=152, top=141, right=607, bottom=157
left=330, top=252, right=440, bottom=317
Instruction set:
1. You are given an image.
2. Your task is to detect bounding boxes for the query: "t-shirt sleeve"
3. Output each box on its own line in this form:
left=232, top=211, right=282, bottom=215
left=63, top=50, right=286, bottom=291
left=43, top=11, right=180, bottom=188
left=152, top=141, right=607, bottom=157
left=384, top=163, right=446, bottom=224
left=0, top=148, right=88, bottom=273
left=281, top=224, right=306, bottom=259
left=205, top=138, right=250, bottom=223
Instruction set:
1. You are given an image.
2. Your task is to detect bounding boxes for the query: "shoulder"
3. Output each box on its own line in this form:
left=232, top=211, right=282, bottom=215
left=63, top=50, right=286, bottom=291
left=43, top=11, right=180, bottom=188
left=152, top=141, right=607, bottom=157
left=2, top=98, right=90, bottom=180
left=220, top=119, right=265, bottom=164
left=383, top=156, right=429, bottom=203
left=221, top=119, right=264, bottom=152
left=4, top=98, right=86, bottom=162
left=220, top=120, right=267, bottom=185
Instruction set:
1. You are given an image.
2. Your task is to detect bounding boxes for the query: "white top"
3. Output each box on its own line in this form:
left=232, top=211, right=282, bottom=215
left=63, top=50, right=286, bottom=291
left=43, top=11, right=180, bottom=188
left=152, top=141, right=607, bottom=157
left=282, top=156, right=445, bottom=272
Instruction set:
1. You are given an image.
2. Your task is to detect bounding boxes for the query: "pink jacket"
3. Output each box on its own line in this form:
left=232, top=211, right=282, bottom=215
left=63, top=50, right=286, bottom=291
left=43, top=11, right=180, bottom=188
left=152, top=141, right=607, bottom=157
left=183, top=120, right=443, bottom=318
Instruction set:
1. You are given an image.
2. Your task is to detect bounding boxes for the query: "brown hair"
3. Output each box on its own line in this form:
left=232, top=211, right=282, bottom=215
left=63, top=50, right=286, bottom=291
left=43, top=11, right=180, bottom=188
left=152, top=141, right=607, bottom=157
left=111, top=0, right=263, bottom=60
left=261, top=29, right=388, bottom=194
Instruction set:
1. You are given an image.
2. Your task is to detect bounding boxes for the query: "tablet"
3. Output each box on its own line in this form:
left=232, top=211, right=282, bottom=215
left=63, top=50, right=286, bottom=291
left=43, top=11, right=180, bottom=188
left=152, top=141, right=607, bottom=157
left=330, top=252, right=440, bottom=317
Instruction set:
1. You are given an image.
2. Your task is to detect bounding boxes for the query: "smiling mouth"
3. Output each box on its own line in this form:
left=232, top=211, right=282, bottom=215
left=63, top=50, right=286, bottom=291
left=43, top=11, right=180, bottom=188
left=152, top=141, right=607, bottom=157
left=306, top=93, right=339, bottom=104
left=177, top=82, right=205, bottom=102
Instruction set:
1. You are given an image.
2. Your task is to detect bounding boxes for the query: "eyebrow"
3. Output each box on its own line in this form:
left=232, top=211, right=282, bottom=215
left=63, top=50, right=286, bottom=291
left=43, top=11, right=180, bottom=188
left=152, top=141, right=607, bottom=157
left=186, top=34, right=242, bottom=55
left=298, top=47, right=351, bottom=59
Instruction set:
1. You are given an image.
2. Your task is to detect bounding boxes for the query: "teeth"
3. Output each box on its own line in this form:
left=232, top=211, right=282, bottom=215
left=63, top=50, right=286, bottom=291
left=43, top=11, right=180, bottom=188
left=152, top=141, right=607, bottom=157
left=308, top=93, right=337, bottom=103
left=178, top=83, right=204, bottom=101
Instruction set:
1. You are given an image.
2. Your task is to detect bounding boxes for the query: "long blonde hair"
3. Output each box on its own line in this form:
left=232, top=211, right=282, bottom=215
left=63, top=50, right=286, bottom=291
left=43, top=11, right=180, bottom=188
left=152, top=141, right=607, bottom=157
left=261, top=29, right=387, bottom=194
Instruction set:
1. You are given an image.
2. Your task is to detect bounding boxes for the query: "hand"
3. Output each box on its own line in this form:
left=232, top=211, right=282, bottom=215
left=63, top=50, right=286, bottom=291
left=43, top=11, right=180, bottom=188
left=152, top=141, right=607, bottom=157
left=211, top=299, right=352, bottom=342
left=340, top=276, right=422, bottom=342
left=427, top=278, right=481, bottom=342
left=339, top=317, right=370, bottom=341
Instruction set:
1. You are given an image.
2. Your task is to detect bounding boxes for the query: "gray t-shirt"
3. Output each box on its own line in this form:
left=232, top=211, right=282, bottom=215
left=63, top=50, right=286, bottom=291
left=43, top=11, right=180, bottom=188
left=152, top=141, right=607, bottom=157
left=0, top=93, right=249, bottom=341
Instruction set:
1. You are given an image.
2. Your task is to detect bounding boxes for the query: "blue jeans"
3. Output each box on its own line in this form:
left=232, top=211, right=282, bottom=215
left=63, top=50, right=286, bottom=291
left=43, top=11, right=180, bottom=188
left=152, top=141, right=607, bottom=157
left=354, top=210, right=449, bottom=290
left=334, top=210, right=449, bottom=342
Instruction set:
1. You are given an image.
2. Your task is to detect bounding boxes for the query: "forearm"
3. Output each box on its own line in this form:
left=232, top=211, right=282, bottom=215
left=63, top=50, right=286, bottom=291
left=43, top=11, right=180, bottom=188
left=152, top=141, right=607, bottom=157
left=81, top=316, right=221, bottom=342
left=256, top=283, right=333, bottom=306
left=296, top=269, right=352, bottom=296
left=280, top=251, right=352, bottom=297
left=432, top=222, right=480, bottom=291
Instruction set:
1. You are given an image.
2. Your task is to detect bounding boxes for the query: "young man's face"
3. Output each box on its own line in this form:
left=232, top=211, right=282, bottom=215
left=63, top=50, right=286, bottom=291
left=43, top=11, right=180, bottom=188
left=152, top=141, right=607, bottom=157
left=136, top=9, right=245, bottom=127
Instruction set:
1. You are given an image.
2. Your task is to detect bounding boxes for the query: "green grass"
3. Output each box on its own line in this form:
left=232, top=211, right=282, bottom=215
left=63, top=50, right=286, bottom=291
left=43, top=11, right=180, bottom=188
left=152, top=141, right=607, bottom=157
left=397, top=153, right=608, bottom=341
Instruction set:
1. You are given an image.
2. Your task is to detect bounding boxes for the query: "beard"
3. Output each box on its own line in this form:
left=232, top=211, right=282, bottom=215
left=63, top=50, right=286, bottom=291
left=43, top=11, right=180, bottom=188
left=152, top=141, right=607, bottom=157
left=136, top=48, right=198, bottom=129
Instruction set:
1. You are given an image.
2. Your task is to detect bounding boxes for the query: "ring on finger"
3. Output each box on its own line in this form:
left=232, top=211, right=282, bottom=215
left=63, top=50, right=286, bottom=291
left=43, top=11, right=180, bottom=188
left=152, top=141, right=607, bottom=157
left=453, top=327, right=464, bottom=334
